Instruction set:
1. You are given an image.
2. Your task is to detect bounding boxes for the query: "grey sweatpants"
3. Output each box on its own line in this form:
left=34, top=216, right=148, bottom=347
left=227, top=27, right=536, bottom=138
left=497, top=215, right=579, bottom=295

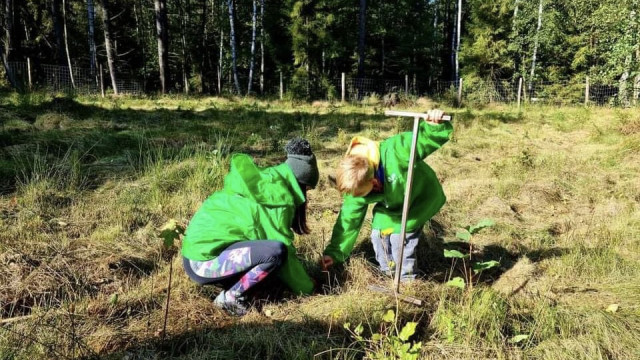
left=371, top=227, right=422, bottom=280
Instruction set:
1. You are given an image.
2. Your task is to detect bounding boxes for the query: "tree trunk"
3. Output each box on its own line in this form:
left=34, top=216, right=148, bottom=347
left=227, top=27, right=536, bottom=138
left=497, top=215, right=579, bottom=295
left=247, top=0, right=257, bottom=95
left=451, top=4, right=456, bottom=81
left=357, top=0, right=367, bottom=77
left=219, top=28, right=224, bottom=94
left=227, top=0, right=241, bottom=94
left=62, top=0, right=75, bottom=89
left=101, top=0, right=118, bottom=95
left=528, top=0, right=543, bottom=94
left=1, top=0, right=17, bottom=88
left=180, top=0, right=191, bottom=94
left=133, top=0, right=147, bottom=90
left=455, top=0, right=462, bottom=82
left=155, top=0, right=169, bottom=94
left=51, top=0, right=65, bottom=65
left=260, top=0, right=264, bottom=94
left=87, top=0, right=97, bottom=75
left=200, top=0, right=208, bottom=93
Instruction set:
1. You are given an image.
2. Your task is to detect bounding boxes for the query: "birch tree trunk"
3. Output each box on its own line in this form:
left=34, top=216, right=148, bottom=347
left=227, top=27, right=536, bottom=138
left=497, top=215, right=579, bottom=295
left=260, top=0, right=264, bottom=94
left=227, top=0, right=241, bottom=94
left=528, top=0, right=543, bottom=95
left=357, top=0, right=367, bottom=77
left=247, top=0, right=257, bottom=95
left=218, top=29, right=224, bottom=94
left=101, top=0, right=118, bottom=95
left=62, top=0, right=76, bottom=89
left=155, top=0, right=169, bottom=94
left=455, top=0, right=462, bottom=82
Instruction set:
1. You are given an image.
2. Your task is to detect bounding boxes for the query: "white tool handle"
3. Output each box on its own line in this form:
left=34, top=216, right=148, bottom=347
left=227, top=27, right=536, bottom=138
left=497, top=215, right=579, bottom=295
left=384, top=110, right=452, bottom=121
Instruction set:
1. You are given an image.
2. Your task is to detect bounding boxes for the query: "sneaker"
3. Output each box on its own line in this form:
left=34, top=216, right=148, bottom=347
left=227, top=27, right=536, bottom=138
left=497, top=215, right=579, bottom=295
left=214, top=290, right=249, bottom=316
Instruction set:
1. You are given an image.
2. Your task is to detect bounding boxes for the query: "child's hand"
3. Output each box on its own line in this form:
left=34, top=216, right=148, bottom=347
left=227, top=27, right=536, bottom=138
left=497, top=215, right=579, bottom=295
left=425, top=109, right=445, bottom=124
left=321, top=255, right=334, bottom=270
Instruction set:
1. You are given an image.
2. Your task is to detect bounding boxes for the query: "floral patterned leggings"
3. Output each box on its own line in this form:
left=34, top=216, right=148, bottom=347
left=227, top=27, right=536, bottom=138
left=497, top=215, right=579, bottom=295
left=183, top=240, right=286, bottom=299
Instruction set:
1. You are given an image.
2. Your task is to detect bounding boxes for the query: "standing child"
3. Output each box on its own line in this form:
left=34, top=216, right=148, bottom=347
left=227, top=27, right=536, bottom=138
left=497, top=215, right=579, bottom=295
left=181, top=138, right=319, bottom=315
left=322, top=110, right=452, bottom=281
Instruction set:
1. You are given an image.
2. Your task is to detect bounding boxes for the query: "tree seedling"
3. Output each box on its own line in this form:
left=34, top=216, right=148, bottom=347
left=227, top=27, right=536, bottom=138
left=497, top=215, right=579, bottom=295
left=444, top=218, right=499, bottom=290
left=157, top=219, right=185, bottom=339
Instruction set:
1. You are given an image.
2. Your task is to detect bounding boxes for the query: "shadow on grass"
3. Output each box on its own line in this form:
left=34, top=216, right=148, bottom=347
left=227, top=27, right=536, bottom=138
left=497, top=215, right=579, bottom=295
left=347, top=219, right=569, bottom=287
left=0, top=97, right=378, bottom=194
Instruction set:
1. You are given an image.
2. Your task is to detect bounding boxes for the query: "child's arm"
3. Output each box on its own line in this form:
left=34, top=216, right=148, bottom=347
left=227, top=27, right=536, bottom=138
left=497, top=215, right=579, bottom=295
left=324, top=195, right=369, bottom=264
left=385, top=117, right=453, bottom=161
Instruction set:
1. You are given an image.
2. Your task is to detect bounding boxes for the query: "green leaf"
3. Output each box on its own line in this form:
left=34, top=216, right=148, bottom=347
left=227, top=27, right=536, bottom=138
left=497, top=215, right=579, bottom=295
left=444, top=249, right=469, bottom=259
left=509, top=334, right=529, bottom=343
left=398, top=322, right=417, bottom=341
left=109, top=293, right=118, bottom=306
left=371, top=333, right=382, bottom=342
left=158, top=219, right=185, bottom=248
left=343, top=322, right=350, bottom=330
left=354, top=323, right=363, bottom=336
left=456, top=229, right=471, bottom=242
left=382, top=309, right=395, bottom=323
left=472, top=260, right=500, bottom=274
left=446, top=277, right=465, bottom=289
left=469, top=219, right=495, bottom=234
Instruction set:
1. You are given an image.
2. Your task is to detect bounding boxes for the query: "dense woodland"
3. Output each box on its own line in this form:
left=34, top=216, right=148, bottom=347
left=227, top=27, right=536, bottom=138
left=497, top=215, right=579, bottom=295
left=0, top=0, right=639, bottom=95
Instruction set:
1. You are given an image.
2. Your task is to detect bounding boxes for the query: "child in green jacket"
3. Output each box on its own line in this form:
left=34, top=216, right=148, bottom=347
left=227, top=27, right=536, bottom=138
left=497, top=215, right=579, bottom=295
left=182, top=138, right=319, bottom=316
left=322, top=110, right=452, bottom=281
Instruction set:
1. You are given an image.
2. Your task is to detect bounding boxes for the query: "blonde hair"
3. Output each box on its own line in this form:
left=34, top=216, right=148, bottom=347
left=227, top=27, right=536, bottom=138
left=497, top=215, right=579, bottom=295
left=336, top=155, right=373, bottom=194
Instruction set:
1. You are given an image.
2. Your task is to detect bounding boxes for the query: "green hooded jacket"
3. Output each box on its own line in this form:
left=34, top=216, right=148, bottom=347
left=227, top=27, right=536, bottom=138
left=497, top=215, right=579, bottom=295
left=181, top=154, right=314, bottom=295
left=324, top=121, right=453, bottom=263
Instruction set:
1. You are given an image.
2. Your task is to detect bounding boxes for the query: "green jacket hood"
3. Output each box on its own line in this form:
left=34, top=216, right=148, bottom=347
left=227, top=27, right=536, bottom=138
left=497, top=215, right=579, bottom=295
left=225, top=154, right=306, bottom=207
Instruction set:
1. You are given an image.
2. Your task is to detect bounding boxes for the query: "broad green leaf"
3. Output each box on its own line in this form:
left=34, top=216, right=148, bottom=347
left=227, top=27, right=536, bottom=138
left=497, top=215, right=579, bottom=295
left=343, top=322, right=350, bottom=329
left=472, top=260, right=500, bottom=274
left=382, top=309, right=395, bottom=323
left=158, top=219, right=185, bottom=248
left=371, top=333, right=382, bottom=342
left=509, top=334, right=529, bottom=343
left=469, top=219, right=495, bottom=234
left=446, top=277, right=465, bottom=289
left=399, top=322, right=417, bottom=341
left=444, top=249, right=469, bottom=259
left=456, top=229, right=471, bottom=242
left=109, top=293, right=118, bottom=306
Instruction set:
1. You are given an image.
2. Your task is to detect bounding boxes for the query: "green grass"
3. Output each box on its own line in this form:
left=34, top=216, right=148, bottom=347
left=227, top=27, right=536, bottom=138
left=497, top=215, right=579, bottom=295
left=1, top=92, right=639, bottom=359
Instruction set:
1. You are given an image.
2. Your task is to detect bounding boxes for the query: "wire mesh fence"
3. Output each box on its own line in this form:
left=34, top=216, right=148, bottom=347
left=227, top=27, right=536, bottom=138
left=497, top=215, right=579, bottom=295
left=7, top=61, right=143, bottom=95
left=4, top=61, right=640, bottom=107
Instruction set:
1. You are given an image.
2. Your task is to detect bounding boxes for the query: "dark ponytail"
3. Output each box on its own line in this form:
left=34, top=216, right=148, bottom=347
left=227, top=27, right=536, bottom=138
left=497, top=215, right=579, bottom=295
left=292, top=183, right=310, bottom=235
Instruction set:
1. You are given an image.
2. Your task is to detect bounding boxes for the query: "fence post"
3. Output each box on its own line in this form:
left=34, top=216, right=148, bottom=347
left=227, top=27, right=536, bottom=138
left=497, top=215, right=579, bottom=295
left=341, top=72, right=346, bottom=102
left=457, top=78, right=463, bottom=106
left=27, top=58, right=33, bottom=90
left=584, top=76, right=590, bottom=106
left=405, top=74, right=409, bottom=95
left=99, top=64, right=105, bottom=97
left=279, top=71, right=283, bottom=100
left=517, top=77, right=523, bottom=110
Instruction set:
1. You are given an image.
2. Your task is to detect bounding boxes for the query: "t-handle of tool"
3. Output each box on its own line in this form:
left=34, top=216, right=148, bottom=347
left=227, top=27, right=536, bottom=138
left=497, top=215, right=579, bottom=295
left=384, top=110, right=452, bottom=122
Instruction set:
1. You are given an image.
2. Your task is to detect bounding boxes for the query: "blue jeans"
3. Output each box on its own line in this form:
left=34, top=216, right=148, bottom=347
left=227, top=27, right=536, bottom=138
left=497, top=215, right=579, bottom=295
left=371, top=227, right=422, bottom=280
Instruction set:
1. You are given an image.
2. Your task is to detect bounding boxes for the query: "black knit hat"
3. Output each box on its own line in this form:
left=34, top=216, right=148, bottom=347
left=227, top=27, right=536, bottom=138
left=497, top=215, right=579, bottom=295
left=284, top=138, right=319, bottom=189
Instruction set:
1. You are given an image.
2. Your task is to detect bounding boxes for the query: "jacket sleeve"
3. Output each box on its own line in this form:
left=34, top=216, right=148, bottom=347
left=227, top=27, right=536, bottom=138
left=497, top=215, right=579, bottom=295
left=385, top=120, right=453, bottom=162
left=324, top=195, right=369, bottom=263
left=264, top=225, right=315, bottom=295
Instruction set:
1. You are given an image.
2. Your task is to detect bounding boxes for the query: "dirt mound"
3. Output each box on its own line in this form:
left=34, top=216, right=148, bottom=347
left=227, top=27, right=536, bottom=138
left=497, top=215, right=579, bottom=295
left=492, top=257, right=537, bottom=296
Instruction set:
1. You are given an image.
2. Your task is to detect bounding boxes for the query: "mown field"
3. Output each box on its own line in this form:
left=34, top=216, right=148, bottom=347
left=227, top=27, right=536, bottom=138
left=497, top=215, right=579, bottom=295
left=0, top=92, right=639, bottom=359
